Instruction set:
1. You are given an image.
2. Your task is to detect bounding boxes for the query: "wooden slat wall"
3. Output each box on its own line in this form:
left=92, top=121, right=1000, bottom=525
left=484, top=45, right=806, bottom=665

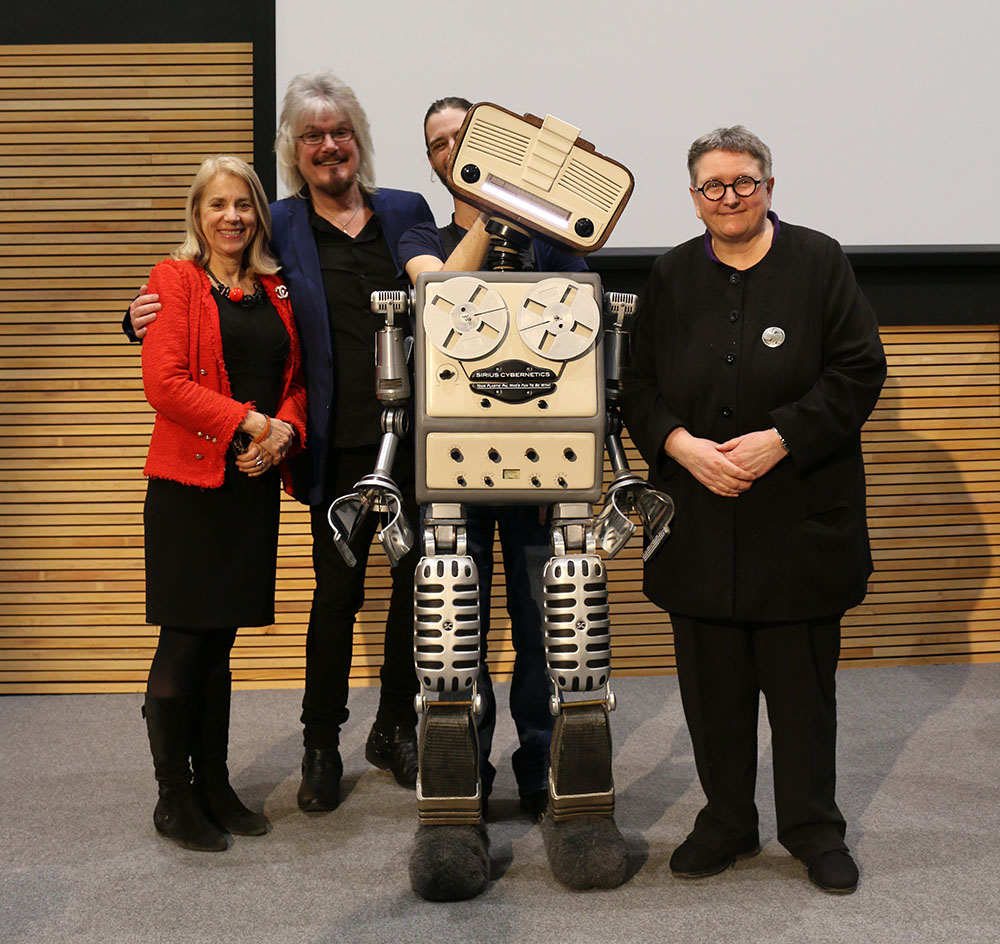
left=846, top=327, right=1000, bottom=665
left=2, top=45, right=998, bottom=693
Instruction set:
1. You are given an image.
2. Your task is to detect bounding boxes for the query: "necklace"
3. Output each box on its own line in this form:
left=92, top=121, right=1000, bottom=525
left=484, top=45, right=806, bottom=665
left=332, top=203, right=362, bottom=232
left=204, top=264, right=259, bottom=303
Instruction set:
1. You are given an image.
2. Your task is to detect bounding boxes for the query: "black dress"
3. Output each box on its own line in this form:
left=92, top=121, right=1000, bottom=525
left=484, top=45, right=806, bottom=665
left=144, top=287, right=290, bottom=629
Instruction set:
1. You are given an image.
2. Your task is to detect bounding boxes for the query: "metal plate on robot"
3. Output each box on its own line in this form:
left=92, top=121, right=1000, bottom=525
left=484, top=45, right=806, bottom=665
left=468, top=359, right=556, bottom=403
left=424, top=432, right=598, bottom=497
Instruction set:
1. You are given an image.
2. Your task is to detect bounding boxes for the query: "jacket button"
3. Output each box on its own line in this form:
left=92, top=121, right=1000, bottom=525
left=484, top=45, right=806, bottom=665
left=211, top=437, right=217, bottom=443
left=726, top=353, right=737, bottom=364
left=728, top=310, right=739, bottom=322
left=729, top=272, right=741, bottom=284
left=200, top=368, right=208, bottom=376
left=195, top=453, right=204, bottom=460
left=721, top=407, right=733, bottom=418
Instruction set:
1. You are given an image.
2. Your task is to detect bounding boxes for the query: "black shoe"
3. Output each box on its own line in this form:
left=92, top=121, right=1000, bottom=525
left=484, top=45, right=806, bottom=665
left=143, top=695, right=227, bottom=852
left=193, top=671, right=268, bottom=836
left=154, top=785, right=228, bottom=852
left=297, top=747, right=343, bottom=812
left=365, top=721, right=418, bottom=788
left=807, top=849, right=859, bottom=893
left=519, top=789, right=548, bottom=822
left=669, top=837, right=761, bottom=878
left=196, top=779, right=268, bottom=836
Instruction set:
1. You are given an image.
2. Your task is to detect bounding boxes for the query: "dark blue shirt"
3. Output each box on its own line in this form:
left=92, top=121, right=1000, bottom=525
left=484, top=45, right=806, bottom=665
left=397, top=218, right=588, bottom=273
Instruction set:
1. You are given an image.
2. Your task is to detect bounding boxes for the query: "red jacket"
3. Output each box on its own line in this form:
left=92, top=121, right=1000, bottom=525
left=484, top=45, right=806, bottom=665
left=142, top=258, right=307, bottom=493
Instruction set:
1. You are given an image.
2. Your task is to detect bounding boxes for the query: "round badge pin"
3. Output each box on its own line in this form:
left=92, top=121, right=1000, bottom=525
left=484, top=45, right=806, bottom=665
left=762, top=326, right=785, bottom=348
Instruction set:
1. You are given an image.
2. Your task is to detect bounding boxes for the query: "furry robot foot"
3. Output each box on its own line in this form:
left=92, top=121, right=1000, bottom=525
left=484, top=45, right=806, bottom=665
left=409, top=823, right=490, bottom=901
left=541, top=813, right=627, bottom=890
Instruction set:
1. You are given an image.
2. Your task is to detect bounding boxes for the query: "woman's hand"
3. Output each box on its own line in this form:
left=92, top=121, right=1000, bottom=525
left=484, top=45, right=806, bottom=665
left=717, top=428, right=787, bottom=480
left=236, top=411, right=295, bottom=476
left=239, top=413, right=294, bottom=459
left=234, top=441, right=276, bottom=477
left=259, top=417, right=295, bottom=461
left=665, top=427, right=756, bottom=498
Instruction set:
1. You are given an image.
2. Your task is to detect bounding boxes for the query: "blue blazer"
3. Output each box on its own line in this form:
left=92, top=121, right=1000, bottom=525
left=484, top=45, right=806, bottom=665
left=270, top=188, right=434, bottom=506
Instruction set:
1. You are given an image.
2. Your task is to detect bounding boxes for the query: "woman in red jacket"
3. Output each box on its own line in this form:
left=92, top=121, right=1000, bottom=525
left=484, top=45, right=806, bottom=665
left=140, top=155, right=307, bottom=851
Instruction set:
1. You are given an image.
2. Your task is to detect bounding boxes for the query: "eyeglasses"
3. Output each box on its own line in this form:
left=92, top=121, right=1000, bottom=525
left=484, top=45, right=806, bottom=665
left=297, top=128, right=355, bottom=147
left=694, top=176, right=765, bottom=201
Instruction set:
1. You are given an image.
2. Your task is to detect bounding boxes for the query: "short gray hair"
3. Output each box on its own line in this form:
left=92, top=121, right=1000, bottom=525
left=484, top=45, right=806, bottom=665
left=275, top=71, right=377, bottom=195
left=687, top=125, right=772, bottom=184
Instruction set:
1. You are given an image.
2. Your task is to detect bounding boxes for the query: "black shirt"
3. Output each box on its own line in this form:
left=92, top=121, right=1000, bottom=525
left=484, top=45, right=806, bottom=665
left=309, top=203, right=407, bottom=448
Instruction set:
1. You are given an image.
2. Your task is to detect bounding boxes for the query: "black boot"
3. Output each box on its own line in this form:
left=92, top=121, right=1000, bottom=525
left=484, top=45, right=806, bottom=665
left=192, top=671, right=268, bottom=836
left=365, top=719, right=418, bottom=787
left=297, top=746, right=343, bottom=812
left=143, top=695, right=227, bottom=852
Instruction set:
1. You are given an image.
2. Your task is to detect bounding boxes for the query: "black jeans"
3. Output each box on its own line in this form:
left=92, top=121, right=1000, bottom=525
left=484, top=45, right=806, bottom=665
left=300, top=444, right=419, bottom=748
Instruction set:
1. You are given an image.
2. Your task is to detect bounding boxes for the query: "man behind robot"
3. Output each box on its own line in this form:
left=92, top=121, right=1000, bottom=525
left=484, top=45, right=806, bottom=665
left=399, top=96, right=592, bottom=825
left=327, top=103, right=674, bottom=900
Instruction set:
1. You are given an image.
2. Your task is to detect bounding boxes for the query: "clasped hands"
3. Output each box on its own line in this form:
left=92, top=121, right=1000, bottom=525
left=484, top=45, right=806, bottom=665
left=665, top=426, right=787, bottom=498
left=235, top=410, right=295, bottom=478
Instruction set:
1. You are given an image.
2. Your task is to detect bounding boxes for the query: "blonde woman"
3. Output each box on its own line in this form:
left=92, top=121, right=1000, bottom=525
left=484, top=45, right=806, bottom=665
left=140, top=156, right=306, bottom=851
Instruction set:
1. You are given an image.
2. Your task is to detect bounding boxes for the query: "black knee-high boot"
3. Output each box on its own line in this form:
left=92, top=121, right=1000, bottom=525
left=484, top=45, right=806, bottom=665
left=143, top=694, right=227, bottom=852
left=192, top=670, right=268, bottom=836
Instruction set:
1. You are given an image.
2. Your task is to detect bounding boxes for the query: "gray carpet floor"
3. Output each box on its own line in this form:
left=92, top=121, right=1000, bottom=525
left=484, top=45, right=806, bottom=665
left=2, top=663, right=999, bottom=944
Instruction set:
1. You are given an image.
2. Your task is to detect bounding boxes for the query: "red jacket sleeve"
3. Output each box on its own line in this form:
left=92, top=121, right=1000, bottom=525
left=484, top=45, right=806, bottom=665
left=142, top=260, right=249, bottom=441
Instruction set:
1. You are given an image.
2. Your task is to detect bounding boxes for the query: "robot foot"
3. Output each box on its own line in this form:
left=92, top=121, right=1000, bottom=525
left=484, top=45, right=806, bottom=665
left=541, top=814, right=627, bottom=890
left=409, top=823, right=490, bottom=901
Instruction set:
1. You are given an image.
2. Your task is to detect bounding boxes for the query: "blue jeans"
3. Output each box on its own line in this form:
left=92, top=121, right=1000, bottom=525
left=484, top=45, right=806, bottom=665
left=466, top=505, right=554, bottom=797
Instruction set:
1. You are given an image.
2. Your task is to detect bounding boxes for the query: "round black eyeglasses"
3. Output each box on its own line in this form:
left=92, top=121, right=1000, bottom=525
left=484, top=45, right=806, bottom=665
left=694, top=176, right=765, bottom=201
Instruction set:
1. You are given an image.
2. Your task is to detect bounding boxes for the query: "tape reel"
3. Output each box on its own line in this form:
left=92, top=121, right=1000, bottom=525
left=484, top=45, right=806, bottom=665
left=516, top=278, right=600, bottom=362
left=423, top=276, right=509, bottom=361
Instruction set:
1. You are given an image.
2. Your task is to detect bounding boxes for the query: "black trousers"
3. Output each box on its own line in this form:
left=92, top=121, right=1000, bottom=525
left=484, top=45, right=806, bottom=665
left=671, top=613, right=848, bottom=863
left=300, top=444, right=419, bottom=748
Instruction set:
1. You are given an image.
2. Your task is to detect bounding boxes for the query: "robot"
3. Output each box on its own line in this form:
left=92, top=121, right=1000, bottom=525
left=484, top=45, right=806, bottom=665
left=327, top=104, right=674, bottom=900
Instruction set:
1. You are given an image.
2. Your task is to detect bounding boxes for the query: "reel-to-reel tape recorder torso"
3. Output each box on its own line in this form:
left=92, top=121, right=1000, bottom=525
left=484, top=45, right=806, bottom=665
left=414, top=270, right=605, bottom=505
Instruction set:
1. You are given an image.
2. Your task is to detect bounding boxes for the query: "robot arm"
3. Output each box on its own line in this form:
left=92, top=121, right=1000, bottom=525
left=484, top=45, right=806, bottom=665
left=595, top=292, right=675, bottom=561
left=326, top=291, right=415, bottom=568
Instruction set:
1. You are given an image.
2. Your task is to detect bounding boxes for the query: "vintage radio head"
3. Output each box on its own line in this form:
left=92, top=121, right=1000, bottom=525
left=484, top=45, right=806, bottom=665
left=446, top=103, right=634, bottom=253
left=414, top=270, right=605, bottom=505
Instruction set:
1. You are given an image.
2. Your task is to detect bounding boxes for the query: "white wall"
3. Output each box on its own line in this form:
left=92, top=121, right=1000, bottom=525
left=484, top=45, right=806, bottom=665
left=275, top=0, right=999, bottom=248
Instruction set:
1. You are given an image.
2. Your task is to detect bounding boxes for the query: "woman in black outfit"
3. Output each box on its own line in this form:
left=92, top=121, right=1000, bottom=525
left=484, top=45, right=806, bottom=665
left=622, top=127, right=885, bottom=893
left=140, top=156, right=307, bottom=851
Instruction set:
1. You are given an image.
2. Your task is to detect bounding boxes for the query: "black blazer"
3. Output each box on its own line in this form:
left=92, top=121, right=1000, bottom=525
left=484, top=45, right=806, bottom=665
left=620, top=221, right=886, bottom=621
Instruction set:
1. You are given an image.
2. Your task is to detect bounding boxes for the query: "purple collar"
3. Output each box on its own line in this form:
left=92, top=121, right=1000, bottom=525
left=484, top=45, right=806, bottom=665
left=703, top=210, right=781, bottom=264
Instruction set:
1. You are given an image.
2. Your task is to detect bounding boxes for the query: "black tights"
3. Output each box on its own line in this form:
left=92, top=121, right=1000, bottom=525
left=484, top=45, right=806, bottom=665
left=146, top=626, right=237, bottom=699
